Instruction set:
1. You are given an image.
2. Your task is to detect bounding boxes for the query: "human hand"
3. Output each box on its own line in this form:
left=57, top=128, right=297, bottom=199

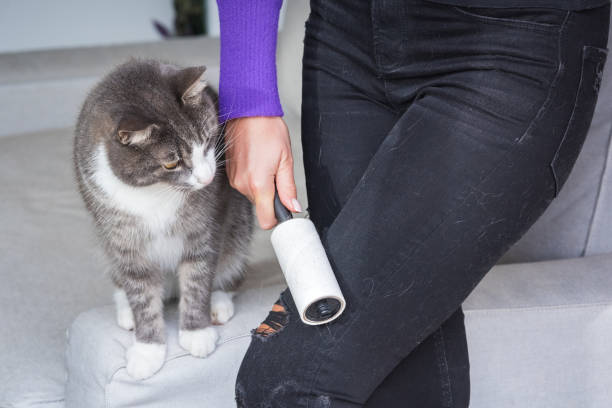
left=224, top=116, right=301, bottom=230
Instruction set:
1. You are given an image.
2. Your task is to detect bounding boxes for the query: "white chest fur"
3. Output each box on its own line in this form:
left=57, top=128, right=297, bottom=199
left=92, top=144, right=185, bottom=234
left=146, top=233, right=185, bottom=272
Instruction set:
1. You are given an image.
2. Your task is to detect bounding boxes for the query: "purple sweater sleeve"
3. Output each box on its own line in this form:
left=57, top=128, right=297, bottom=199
left=216, top=0, right=284, bottom=122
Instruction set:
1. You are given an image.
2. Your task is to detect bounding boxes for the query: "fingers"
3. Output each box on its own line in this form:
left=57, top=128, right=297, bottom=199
left=251, top=174, right=277, bottom=230
left=236, top=160, right=301, bottom=230
left=222, top=116, right=301, bottom=230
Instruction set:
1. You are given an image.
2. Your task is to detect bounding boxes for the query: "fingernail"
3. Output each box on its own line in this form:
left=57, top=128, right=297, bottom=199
left=291, top=198, right=302, bottom=212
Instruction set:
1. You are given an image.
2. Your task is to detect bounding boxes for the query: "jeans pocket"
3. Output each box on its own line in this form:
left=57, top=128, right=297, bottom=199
left=550, top=45, right=608, bottom=198
left=451, top=6, right=568, bottom=33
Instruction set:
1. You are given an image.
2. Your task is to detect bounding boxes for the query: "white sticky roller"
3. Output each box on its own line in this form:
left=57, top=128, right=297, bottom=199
left=270, top=218, right=346, bottom=325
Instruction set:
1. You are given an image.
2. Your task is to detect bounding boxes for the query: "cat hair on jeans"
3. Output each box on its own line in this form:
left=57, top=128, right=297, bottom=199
left=73, top=58, right=253, bottom=380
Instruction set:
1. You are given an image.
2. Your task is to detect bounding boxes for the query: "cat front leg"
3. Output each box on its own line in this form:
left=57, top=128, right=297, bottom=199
left=209, top=250, right=248, bottom=324
left=118, top=268, right=167, bottom=380
left=177, top=261, right=219, bottom=358
left=210, top=290, right=235, bottom=324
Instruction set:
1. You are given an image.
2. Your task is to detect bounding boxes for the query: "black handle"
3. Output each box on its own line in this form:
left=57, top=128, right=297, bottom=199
left=274, top=188, right=293, bottom=223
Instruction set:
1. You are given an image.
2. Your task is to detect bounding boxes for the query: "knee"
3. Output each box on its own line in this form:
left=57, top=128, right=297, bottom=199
left=234, top=295, right=297, bottom=407
left=234, top=294, right=333, bottom=407
left=251, top=296, right=290, bottom=339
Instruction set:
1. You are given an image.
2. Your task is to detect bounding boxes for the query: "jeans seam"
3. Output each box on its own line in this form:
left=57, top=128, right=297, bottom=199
left=549, top=44, right=591, bottom=198
left=370, top=0, right=398, bottom=112
left=306, top=14, right=572, bottom=402
left=370, top=1, right=382, bottom=77
left=518, top=10, right=570, bottom=144
left=451, top=6, right=567, bottom=34
left=434, top=326, right=454, bottom=407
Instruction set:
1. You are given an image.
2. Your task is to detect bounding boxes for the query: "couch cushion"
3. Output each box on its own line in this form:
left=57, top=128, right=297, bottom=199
left=65, top=252, right=612, bottom=407
left=65, top=278, right=285, bottom=408
left=0, top=128, right=114, bottom=408
left=0, top=124, right=284, bottom=407
left=0, top=105, right=301, bottom=407
left=464, top=254, right=612, bottom=408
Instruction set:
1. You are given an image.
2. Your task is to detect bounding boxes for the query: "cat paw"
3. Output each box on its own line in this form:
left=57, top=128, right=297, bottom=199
left=179, top=327, right=218, bottom=358
left=116, top=307, right=135, bottom=331
left=210, top=290, right=234, bottom=324
left=126, top=342, right=166, bottom=380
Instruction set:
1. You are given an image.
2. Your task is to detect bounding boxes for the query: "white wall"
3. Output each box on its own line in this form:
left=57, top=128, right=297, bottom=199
left=0, top=0, right=174, bottom=53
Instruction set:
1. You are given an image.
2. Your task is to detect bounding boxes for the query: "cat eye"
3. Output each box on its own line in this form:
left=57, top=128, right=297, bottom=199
left=163, top=160, right=180, bottom=170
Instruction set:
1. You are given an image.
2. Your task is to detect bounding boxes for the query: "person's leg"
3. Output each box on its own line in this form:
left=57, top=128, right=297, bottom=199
left=299, top=66, right=471, bottom=408
left=295, top=2, right=471, bottom=405
left=235, top=2, right=471, bottom=405
left=234, top=1, right=610, bottom=407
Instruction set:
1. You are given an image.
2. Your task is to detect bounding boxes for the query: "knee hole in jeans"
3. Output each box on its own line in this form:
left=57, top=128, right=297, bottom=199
left=252, top=296, right=290, bottom=340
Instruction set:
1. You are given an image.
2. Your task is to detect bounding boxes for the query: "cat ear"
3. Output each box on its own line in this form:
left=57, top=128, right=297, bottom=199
left=175, top=66, right=207, bottom=105
left=117, top=116, right=158, bottom=145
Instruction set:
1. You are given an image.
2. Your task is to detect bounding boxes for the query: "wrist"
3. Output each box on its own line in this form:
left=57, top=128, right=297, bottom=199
left=218, top=90, right=284, bottom=123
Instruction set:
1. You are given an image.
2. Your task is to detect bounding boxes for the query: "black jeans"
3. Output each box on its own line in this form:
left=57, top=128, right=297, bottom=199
left=235, top=1, right=610, bottom=407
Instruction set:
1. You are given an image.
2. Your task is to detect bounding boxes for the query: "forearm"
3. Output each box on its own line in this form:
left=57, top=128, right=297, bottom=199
left=216, top=0, right=284, bottom=121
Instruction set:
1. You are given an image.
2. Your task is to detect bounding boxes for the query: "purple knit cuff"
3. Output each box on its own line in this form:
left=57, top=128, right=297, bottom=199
left=217, top=0, right=284, bottom=122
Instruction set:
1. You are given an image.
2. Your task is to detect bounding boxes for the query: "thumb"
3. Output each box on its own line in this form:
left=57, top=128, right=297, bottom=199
left=275, top=156, right=301, bottom=213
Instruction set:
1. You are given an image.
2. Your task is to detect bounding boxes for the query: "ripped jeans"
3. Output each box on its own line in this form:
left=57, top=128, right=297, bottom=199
left=235, top=1, right=610, bottom=406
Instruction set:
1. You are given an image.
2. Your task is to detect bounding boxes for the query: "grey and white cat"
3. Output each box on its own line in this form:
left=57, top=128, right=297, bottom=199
left=73, top=59, right=253, bottom=380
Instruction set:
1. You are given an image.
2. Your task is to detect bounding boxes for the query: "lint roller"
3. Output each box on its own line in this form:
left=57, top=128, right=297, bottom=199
left=271, top=189, right=346, bottom=325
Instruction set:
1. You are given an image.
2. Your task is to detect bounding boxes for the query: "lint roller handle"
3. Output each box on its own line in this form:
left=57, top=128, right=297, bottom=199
left=273, top=189, right=293, bottom=223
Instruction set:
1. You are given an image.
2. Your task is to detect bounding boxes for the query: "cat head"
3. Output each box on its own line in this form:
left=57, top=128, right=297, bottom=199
left=96, top=59, right=221, bottom=191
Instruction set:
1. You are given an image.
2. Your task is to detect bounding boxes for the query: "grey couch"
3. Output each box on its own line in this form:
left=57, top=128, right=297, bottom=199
left=1, top=2, right=612, bottom=407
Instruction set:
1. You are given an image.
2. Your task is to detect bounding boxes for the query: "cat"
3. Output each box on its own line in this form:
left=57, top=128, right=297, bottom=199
left=73, top=58, right=253, bottom=380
